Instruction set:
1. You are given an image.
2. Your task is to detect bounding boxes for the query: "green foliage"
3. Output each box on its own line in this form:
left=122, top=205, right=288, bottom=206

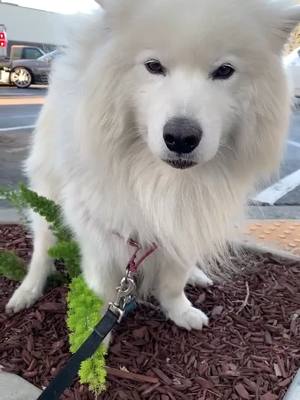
left=1, top=185, right=107, bottom=393
left=67, top=276, right=107, bottom=394
left=0, top=250, right=26, bottom=281
left=0, top=186, right=25, bottom=207
left=19, top=184, right=72, bottom=241
left=18, top=185, right=81, bottom=277
left=0, top=184, right=80, bottom=277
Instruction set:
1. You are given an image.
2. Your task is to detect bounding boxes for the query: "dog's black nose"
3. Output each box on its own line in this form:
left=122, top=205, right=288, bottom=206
left=163, top=117, right=202, bottom=154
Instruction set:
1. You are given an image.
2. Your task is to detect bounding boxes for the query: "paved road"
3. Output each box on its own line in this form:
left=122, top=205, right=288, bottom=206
left=0, top=129, right=30, bottom=186
left=0, top=104, right=42, bottom=129
left=0, top=87, right=299, bottom=217
left=0, top=86, right=47, bottom=97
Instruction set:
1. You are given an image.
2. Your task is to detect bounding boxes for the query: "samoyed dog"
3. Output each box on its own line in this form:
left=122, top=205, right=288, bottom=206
left=6, top=0, right=300, bottom=331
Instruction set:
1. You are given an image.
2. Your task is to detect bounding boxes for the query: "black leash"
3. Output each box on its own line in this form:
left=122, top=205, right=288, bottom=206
left=37, top=275, right=137, bottom=400
left=37, top=240, right=157, bottom=400
left=37, top=308, right=120, bottom=400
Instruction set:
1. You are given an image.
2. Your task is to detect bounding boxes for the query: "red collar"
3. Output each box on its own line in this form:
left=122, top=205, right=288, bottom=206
left=127, top=238, right=157, bottom=273
left=113, top=232, right=157, bottom=273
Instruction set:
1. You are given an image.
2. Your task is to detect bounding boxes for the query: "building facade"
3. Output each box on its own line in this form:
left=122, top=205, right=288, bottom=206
left=0, top=3, right=76, bottom=56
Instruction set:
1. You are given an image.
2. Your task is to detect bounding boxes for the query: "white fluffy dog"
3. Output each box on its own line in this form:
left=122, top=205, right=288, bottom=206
left=6, top=0, right=300, bottom=331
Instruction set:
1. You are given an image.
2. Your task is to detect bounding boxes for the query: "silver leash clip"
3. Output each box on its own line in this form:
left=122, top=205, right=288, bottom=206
left=108, top=272, right=136, bottom=322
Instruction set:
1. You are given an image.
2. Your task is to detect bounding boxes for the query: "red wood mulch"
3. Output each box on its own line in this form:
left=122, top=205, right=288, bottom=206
left=0, top=224, right=300, bottom=400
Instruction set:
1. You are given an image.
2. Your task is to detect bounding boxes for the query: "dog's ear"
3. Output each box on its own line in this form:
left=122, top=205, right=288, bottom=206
left=267, top=1, right=300, bottom=52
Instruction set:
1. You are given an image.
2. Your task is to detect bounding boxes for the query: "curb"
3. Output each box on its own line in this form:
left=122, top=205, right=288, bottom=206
left=0, top=371, right=41, bottom=400
left=248, top=206, right=300, bottom=220
left=0, top=97, right=44, bottom=106
left=283, top=368, right=300, bottom=400
left=0, top=208, right=21, bottom=224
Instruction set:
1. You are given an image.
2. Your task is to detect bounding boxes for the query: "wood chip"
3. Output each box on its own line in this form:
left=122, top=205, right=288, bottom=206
left=106, top=366, right=159, bottom=384
left=235, top=383, right=250, bottom=399
left=261, top=392, right=278, bottom=400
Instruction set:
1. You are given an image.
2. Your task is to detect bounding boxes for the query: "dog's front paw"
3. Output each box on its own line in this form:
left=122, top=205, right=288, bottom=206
left=188, top=266, right=213, bottom=287
left=6, top=285, right=41, bottom=314
left=169, top=305, right=209, bottom=330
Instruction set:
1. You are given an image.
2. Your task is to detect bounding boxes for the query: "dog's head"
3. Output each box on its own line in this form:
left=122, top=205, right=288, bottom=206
left=94, top=0, right=300, bottom=171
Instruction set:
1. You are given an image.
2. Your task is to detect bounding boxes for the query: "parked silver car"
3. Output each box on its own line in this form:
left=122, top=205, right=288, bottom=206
left=10, top=50, right=60, bottom=88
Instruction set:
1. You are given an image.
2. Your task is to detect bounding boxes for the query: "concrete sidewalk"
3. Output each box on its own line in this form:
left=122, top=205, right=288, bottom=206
left=1, top=205, right=300, bottom=226
left=0, top=208, right=22, bottom=224
left=0, top=371, right=41, bottom=400
left=244, top=219, right=300, bottom=256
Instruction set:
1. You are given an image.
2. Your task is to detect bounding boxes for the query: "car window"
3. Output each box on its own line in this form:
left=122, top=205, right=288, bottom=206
left=11, top=47, right=22, bottom=59
left=23, top=48, right=43, bottom=59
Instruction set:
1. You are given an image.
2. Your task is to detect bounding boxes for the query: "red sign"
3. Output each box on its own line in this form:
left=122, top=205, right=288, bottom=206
left=0, top=31, right=7, bottom=48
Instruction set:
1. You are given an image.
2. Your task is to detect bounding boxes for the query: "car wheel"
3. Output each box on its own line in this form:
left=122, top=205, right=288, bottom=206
left=10, top=67, right=32, bottom=88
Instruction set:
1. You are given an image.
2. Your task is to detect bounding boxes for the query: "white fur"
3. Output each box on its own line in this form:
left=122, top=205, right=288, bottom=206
left=6, top=0, right=300, bottom=331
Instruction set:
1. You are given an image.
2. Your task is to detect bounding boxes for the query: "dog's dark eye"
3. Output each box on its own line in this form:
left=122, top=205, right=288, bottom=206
left=144, top=59, right=166, bottom=75
left=211, top=64, right=235, bottom=80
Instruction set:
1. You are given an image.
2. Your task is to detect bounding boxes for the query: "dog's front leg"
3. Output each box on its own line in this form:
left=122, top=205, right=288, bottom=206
left=79, top=234, right=127, bottom=346
left=80, top=235, right=124, bottom=306
left=6, top=211, right=56, bottom=313
left=156, top=258, right=209, bottom=330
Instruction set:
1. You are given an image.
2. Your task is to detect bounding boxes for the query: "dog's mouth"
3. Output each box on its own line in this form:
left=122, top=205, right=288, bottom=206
left=164, top=159, right=197, bottom=169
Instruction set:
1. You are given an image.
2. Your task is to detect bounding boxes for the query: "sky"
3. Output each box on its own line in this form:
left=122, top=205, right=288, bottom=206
left=2, top=0, right=100, bottom=14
